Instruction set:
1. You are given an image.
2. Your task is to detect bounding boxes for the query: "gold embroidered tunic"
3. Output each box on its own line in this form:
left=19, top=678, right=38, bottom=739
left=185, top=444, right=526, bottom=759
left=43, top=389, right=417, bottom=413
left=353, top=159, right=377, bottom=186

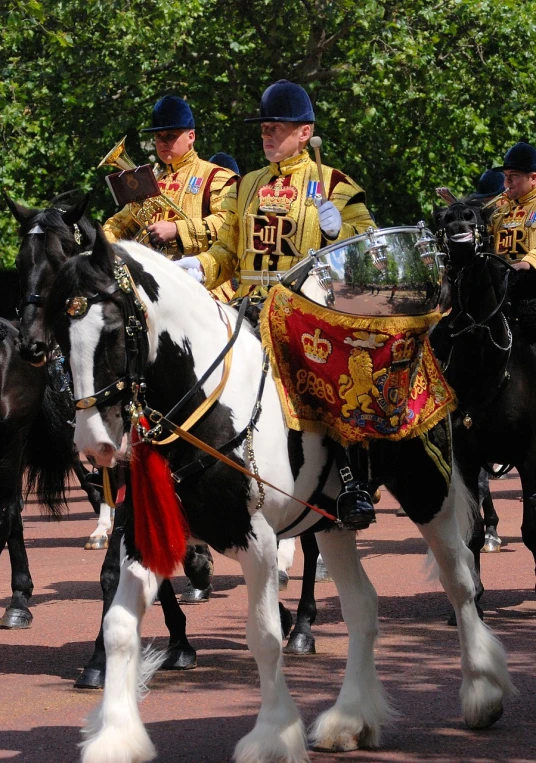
left=197, top=150, right=375, bottom=297
left=103, top=149, right=238, bottom=258
left=491, top=188, right=536, bottom=268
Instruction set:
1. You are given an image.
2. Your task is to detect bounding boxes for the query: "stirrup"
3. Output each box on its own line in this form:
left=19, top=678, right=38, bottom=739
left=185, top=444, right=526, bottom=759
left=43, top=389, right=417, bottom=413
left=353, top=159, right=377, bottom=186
left=336, top=485, right=376, bottom=530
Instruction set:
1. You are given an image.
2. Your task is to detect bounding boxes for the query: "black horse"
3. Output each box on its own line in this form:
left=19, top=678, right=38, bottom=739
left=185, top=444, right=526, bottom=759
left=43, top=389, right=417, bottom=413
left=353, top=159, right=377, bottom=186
left=433, top=199, right=536, bottom=597
left=0, top=318, right=76, bottom=628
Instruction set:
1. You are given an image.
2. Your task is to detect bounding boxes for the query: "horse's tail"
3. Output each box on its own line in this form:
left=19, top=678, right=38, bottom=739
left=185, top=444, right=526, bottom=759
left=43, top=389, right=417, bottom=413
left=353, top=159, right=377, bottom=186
left=25, top=386, right=77, bottom=518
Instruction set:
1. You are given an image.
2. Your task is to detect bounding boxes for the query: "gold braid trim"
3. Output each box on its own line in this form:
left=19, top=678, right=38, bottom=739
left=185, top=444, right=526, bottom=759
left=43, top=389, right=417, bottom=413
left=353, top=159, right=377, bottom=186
left=419, top=428, right=452, bottom=489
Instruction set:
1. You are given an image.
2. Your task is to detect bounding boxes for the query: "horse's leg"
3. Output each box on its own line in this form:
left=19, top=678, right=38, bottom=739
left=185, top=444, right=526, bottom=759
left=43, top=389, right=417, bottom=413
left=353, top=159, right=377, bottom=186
left=277, top=537, right=295, bottom=590
left=517, top=462, right=536, bottom=592
left=80, top=544, right=162, bottom=763
left=450, top=442, right=485, bottom=624
left=0, top=496, right=34, bottom=629
left=480, top=469, right=501, bottom=553
left=158, top=578, right=197, bottom=670
left=284, top=529, right=318, bottom=655
left=75, top=464, right=113, bottom=551
left=75, top=504, right=126, bottom=689
left=417, top=467, right=514, bottom=729
left=179, top=542, right=214, bottom=603
left=309, top=528, right=390, bottom=751
left=234, top=513, right=306, bottom=763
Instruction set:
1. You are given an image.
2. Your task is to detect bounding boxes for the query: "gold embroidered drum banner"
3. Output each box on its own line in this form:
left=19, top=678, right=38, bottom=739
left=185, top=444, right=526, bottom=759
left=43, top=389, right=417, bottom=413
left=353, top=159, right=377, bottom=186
left=260, top=284, right=456, bottom=446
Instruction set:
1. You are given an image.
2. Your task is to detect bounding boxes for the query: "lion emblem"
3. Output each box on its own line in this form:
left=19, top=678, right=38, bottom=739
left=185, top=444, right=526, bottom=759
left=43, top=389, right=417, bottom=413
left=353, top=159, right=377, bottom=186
left=338, top=331, right=389, bottom=418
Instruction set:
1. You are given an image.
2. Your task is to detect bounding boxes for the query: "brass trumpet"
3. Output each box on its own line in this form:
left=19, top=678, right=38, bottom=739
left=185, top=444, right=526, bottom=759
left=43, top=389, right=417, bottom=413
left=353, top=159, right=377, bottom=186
left=481, top=192, right=507, bottom=209
left=98, top=136, right=189, bottom=243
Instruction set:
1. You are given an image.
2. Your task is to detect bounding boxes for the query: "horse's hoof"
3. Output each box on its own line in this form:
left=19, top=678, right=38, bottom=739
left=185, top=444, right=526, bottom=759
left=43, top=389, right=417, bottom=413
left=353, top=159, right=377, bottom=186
left=84, top=535, right=108, bottom=550
left=160, top=644, right=197, bottom=670
left=284, top=632, right=316, bottom=655
left=0, top=607, right=32, bottom=629
left=278, top=570, right=289, bottom=591
left=179, top=583, right=213, bottom=603
left=74, top=667, right=105, bottom=689
left=372, top=487, right=381, bottom=504
left=315, top=557, right=332, bottom=583
left=482, top=534, right=501, bottom=553
left=466, top=702, right=503, bottom=730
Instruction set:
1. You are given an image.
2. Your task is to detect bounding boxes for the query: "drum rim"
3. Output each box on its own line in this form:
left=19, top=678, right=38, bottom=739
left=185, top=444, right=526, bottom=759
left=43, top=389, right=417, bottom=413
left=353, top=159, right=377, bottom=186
left=312, top=226, right=437, bottom=259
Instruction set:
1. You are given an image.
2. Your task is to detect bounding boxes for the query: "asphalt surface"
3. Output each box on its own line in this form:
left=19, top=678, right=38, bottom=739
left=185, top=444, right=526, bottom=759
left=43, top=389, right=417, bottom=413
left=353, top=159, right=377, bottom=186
left=1, top=471, right=535, bottom=763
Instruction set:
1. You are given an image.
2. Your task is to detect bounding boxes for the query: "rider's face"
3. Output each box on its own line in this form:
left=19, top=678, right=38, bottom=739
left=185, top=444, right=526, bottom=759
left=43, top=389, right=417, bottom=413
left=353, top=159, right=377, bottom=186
left=503, top=170, right=536, bottom=200
left=261, top=122, right=312, bottom=163
left=154, top=129, right=195, bottom=165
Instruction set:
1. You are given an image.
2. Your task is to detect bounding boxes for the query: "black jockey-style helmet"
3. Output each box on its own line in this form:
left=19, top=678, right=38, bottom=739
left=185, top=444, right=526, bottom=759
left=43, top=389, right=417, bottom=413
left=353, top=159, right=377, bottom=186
left=141, top=96, right=195, bottom=133
left=493, top=141, right=536, bottom=173
left=244, top=80, right=315, bottom=123
left=209, top=152, right=240, bottom=175
left=471, top=169, right=505, bottom=200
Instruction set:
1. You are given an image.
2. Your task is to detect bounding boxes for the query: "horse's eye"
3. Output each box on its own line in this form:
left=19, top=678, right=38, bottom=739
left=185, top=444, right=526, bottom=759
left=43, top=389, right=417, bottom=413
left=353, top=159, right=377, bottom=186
left=463, top=210, right=474, bottom=221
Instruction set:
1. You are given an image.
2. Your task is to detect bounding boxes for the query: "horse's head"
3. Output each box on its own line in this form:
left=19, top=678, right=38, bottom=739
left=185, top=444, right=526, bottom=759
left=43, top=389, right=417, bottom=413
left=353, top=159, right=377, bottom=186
left=434, top=200, right=492, bottom=271
left=45, top=226, right=139, bottom=466
left=5, top=192, right=94, bottom=365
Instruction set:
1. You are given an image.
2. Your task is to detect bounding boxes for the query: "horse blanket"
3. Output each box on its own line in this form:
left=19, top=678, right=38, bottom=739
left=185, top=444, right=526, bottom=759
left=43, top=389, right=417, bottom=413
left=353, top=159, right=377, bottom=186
left=260, top=284, right=456, bottom=446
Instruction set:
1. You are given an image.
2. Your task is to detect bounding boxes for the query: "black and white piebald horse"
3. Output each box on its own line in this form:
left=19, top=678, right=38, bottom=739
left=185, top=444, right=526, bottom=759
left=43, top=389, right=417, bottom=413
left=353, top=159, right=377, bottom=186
left=434, top=199, right=536, bottom=595
left=45, top=226, right=513, bottom=763
left=5, top=193, right=210, bottom=685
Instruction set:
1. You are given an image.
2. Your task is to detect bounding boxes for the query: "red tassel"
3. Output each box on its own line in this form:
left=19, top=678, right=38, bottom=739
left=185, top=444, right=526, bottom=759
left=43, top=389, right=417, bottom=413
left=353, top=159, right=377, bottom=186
left=130, top=417, right=189, bottom=577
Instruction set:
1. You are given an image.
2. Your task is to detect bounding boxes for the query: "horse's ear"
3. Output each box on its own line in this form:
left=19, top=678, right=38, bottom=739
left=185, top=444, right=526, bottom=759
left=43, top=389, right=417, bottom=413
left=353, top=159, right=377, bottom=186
left=3, top=191, right=35, bottom=224
left=90, top=224, right=115, bottom=276
left=61, top=192, right=91, bottom=226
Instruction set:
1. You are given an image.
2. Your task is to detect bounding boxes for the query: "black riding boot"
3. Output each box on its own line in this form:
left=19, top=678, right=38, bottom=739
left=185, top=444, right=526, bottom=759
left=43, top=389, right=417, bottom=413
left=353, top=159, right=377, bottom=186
left=335, top=446, right=376, bottom=530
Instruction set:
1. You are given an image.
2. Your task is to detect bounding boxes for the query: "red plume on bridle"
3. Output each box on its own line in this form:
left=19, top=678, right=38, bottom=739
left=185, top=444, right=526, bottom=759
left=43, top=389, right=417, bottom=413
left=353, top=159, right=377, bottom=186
left=130, top=416, right=189, bottom=578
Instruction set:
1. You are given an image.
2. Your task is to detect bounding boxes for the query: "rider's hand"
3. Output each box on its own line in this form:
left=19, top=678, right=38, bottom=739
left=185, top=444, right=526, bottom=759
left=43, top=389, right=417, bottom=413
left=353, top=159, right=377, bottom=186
left=511, top=260, right=531, bottom=271
left=147, top=221, right=178, bottom=246
left=315, top=199, right=342, bottom=239
left=176, top=256, right=205, bottom=283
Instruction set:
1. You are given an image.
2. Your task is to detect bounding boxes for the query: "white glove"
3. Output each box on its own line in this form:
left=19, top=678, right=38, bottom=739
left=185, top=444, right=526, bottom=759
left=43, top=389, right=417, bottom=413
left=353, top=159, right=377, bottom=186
left=176, top=256, right=205, bottom=283
left=315, top=198, right=342, bottom=239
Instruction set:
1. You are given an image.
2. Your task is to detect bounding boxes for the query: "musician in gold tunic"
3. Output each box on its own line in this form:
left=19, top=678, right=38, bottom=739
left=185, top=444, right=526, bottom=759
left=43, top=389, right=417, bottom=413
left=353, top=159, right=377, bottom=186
left=177, top=80, right=375, bottom=298
left=490, top=142, right=536, bottom=272
left=103, top=96, right=238, bottom=299
left=178, top=80, right=378, bottom=530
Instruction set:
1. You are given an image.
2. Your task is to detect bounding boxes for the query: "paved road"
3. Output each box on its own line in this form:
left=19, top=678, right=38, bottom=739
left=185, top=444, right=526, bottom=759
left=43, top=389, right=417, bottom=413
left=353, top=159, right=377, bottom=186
left=1, top=472, right=534, bottom=762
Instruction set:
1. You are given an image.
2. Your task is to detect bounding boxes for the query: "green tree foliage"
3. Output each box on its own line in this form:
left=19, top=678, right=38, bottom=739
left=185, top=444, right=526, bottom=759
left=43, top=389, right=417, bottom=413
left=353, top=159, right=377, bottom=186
left=1, top=0, right=535, bottom=267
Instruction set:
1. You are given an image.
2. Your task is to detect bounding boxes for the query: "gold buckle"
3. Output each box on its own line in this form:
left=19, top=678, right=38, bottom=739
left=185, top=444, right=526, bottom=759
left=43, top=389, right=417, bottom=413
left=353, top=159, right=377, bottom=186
left=149, top=410, right=163, bottom=424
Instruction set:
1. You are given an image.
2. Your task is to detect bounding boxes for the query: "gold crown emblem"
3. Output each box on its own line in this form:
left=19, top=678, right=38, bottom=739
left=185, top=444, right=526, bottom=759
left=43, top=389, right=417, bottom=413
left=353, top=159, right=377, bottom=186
left=391, top=336, right=416, bottom=366
left=301, top=328, right=332, bottom=364
left=258, top=177, right=298, bottom=215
